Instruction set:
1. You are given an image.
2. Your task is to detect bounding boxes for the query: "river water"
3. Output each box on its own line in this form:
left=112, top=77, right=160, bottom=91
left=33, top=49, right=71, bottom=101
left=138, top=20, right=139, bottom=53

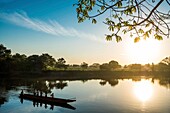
left=0, top=76, right=170, bottom=113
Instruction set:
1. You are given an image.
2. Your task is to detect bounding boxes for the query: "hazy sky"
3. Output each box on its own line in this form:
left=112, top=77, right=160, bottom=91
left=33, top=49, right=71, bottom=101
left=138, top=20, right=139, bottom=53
left=0, top=0, right=170, bottom=65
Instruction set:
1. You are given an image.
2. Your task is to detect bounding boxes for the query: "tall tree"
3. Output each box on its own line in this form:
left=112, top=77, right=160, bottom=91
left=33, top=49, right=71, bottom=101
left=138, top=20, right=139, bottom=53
left=0, top=44, right=12, bottom=72
left=75, top=0, right=170, bottom=42
left=26, top=55, right=41, bottom=72
left=109, top=60, right=121, bottom=70
left=158, top=56, right=170, bottom=71
left=39, top=54, right=56, bottom=70
left=81, top=62, right=88, bottom=69
left=56, top=58, right=68, bottom=69
left=12, top=53, right=27, bottom=71
left=100, top=63, right=110, bottom=70
left=0, top=44, right=11, bottom=59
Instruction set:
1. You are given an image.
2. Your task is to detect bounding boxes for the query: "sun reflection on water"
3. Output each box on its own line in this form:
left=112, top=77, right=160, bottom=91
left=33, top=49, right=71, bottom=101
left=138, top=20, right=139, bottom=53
left=133, top=80, right=153, bottom=102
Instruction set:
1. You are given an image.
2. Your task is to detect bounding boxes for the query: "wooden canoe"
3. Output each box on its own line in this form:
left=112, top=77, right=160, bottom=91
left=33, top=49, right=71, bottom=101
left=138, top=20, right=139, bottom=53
left=19, top=94, right=76, bottom=104
left=19, top=94, right=76, bottom=110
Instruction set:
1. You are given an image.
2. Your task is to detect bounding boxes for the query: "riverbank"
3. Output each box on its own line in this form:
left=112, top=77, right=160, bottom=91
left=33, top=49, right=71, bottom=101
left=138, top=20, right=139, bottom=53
left=1, top=70, right=169, bottom=80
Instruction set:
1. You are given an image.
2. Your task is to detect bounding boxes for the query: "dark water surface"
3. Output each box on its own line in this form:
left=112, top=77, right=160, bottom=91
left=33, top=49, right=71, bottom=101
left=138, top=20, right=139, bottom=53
left=0, top=76, right=170, bottom=113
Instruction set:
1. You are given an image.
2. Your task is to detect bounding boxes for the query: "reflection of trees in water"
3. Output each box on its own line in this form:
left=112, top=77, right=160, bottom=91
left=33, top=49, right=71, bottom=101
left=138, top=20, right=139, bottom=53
left=132, top=78, right=142, bottom=82
left=81, top=79, right=88, bottom=83
left=0, top=97, right=6, bottom=107
left=99, top=80, right=107, bottom=86
left=29, top=80, right=51, bottom=93
left=158, top=78, right=170, bottom=89
left=0, top=78, right=69, bottom=106
left=49, top=81, right=68, bottom=90
left=0, top=78, right=13, bottom=106
left=99, top=79, right=119, bottom=87
left=0, top=76, right=170, bottom=106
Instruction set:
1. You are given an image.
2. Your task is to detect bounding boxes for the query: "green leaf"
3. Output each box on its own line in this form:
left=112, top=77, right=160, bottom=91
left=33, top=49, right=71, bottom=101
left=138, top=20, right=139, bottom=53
left=143, top=32, right=149, bottom=39
left=101, top=6, right=105, bottom=10
left=106, top=35, right=112, bottom=41
left=108, top=25, right=114, bottom=31
left=134, top=37, right=140, bottom=43
left=122, top=29, right=127, bottom=34
left=83, top=10, right=88, bottom=17
left=131, top=7, right=136, bottom=12
left=116, top=23, right=121, bottom=30
left=148, top=29, right=152, bottom=34
left=105, top=18, right=109, bottom=21
left=78, top=17, right=83, bottom=23
left=92, top=19, right=97, bottom=24
left=156, top=26, right=159, bottom=32
left=90, top=0, right=95, bottom=7
left=124, top=21, right=129, bottom=26
left=138, top=29, right=144, bottom=34
left=76, top=8, right=80, bottom=13
left=116, top=35, right=122, bottom=42
left=128, top=25, right=133, bottom=31
left=133, top=20, right=137, bottom=25
left=116, top=1, right=122, bottom=8
left=154, top=34, right=163, bottom=40
left=145, top=23, right=150, bottom=28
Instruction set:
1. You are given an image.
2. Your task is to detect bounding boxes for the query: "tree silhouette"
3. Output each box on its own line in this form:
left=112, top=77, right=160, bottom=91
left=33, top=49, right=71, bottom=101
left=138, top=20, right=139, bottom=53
left=109, top=60, right=121, bottom=70
left=100, top=63, right=110, bottom=70
left=0, top=44, right=12, bottom=72
left=0, top=44, right=11, bottom=58
left=39, top=54, right=56, bottom=70
left=100, top=60, right=121, bottom=70
left=75, top=0, right=170, bottom=42
left=26, top=55, right=41, bottom=72
left=56, top=58, right=68, bottom=69
left=12, top=53, right=27, bottom=71
left=81, top=62, right=88, bottom=69
left=157, top=57, right=170, bottom=71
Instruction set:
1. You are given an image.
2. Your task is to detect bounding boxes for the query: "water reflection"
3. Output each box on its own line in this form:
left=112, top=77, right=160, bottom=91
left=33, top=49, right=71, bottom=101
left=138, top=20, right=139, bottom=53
left=20, top=97, right=76, bottom=110
left=133, top=80, right=153, bottom=102
left=158, top=77, right=170, bottom=89
left=0, top=75, right=170, bottom=113
left=99, top=79, right=118, bottom=87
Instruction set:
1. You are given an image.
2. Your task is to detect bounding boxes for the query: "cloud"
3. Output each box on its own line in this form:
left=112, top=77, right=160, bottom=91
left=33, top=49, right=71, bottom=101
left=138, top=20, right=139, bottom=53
left=0, top=11, right=103, bottom=42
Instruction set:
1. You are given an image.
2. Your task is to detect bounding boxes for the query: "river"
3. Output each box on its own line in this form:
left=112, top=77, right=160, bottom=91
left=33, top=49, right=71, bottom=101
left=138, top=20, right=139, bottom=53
left=0, top=76, right=170, bottom=113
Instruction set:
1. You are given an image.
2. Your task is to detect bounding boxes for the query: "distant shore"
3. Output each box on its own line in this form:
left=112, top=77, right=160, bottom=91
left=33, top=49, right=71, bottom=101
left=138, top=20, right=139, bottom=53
left=1, top=70, right=170, bottom=80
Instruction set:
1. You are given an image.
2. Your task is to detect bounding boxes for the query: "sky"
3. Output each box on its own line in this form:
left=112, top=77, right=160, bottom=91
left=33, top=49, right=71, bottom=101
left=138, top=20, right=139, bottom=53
left=0, top=0, right=170, bottom=65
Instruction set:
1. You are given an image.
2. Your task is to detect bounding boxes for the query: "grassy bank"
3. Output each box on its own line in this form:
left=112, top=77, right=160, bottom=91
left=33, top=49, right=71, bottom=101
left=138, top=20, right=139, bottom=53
left=1, top=70, right=169, bottom=80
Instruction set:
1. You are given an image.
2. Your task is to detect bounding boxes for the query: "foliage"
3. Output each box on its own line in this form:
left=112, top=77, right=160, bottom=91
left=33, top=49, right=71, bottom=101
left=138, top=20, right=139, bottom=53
left=26, top=55, right=42, bottom=72
left=0, top=44, right=12, bottom=71
left=109, top=60, right=121, bottom=70
left=100, top=60, right=121, bottom=70
left=81, top=62, right=88, bottom=69
left=157, top=57, right=170, bottom=71
left=39, top=54, right=56, bottom=70
left=89, top=63, right=100, bottom=70
left=157, top=62, right=169, bottom=71
left=128, top=64, right=142, bottom=71
left=75, top=0, right=170, bottom=42
left=56, top=58, right=68, bottom=69
left=12, top=53, right=27, bottom=71
left=0, top=44, right=11, bottom=58
left=0, top=44, right=170, bottom=72
left=161, top=57, right=170, bottom=66
left=100, top=63, right=110, bottom=70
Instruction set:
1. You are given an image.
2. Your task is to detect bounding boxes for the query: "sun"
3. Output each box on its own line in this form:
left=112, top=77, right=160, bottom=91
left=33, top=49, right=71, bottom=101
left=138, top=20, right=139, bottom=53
left=125, top=38, right=161, bottom=64
left=133, top=80, right=153, bottom=102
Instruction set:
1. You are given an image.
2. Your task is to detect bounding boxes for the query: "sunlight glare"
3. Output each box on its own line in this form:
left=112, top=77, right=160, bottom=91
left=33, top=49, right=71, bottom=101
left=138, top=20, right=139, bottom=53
left=125, top=38, right=161, bottom=64
left=133, top=80, right=153, bottom=102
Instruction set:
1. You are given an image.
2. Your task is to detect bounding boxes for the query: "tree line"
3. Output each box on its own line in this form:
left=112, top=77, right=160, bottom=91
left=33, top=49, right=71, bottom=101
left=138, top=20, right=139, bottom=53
left=0, top=44, right=170, bottom=72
